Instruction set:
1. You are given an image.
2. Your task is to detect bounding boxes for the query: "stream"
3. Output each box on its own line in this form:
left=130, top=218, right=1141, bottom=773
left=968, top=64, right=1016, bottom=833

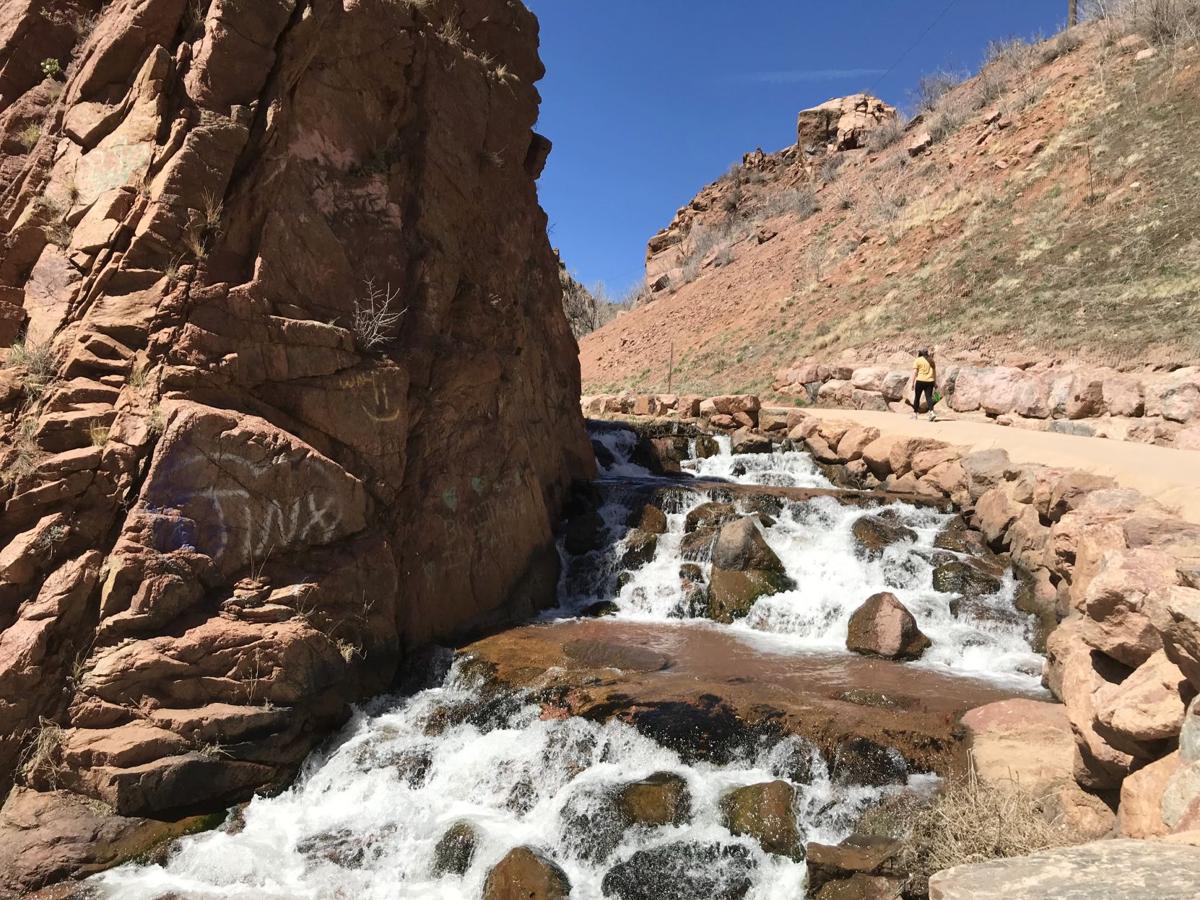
left=89, top=424, right=1045, bottom=899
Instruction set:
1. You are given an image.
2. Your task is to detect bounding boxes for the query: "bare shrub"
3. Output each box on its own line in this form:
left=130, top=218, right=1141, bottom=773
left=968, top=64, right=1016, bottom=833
left=830, top=181, right=856, bottom=211
left=88, top=421, right=111, bottom=447
left=857, top=769, right=1085, bottom=893
left=976, top=37, right=1039, bottom=108
left=818, top=154, right=844, bottom=185
left=1086, top=0, right=1200, bottom=46
left=928, top=90, right=974, bottom=143
left=914, top=70, right=965, bottom=112
left=18, top=719, right=66, bottom=788
left=1042, top=28, right=1085, bottom=63
left=17, top=123, right=41, bottom=151
left=865, top=115, right=908, bottom=154
left=758, top=186, right=817, bottom=221
left=353, top=279, right=407, bottom=352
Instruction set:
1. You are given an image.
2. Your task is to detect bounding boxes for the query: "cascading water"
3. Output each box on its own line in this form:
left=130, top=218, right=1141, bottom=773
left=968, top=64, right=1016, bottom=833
left=570, top=425, right=1045, bottom=690
left=89, top=660, right=933, bottom=899
left=92, top=424, right=1043, bottom=897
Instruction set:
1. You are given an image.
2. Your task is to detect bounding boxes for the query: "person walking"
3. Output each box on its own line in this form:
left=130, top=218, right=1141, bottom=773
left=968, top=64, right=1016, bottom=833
left=911, top=349, right=938, bottom=420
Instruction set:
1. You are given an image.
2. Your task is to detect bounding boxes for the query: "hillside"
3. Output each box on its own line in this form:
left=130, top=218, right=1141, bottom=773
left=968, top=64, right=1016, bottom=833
left=580, top=21, right=1200, bottom=397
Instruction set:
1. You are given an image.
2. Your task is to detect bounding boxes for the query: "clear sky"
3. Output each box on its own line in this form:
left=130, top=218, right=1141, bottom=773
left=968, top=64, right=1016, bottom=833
left=526, top=0, right=1069, bottom=297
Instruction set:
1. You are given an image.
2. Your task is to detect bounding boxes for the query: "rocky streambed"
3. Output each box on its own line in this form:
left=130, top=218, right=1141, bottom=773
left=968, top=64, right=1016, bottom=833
left=73, top=423, right=1049, bottom=898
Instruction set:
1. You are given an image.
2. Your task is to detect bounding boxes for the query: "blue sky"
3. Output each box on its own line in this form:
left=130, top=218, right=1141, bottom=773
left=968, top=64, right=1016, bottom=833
left=526, top=0, right=1068, bottom=296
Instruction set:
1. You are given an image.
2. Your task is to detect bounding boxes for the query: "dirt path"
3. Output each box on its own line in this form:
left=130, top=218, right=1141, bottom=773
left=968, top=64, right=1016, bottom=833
left=788, top=407, right=1200, bottom=525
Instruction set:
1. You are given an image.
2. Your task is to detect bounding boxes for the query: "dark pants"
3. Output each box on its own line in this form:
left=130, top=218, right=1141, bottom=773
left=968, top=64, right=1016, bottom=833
left=913, top=380, right=936, bottom=413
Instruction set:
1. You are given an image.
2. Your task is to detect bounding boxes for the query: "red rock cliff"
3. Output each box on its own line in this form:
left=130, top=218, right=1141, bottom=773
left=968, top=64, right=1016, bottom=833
left=0, top=0, right=591, bottom=886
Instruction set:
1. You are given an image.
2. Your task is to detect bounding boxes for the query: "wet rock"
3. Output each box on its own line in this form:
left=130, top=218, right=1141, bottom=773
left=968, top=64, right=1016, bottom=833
left=564, top=509, right=607, bottom=555
left=731, top=428, right=773, bottom=455
left=707, top=518, right=795, bottom=624
left=807, top=834, right=904, bottom=897
left=933, top=516, right=991, bottom=556
left=685, top=502, right=740, bottom=534
left=617, top=772, right=692, bottom=827
left=846, top=593, right=931, bottom=661
left=563, top=640, right=671, bottom=673
left=482, top=846, right=571, bottom=900
left=948, top=596, right=1027, bottom=631
left=620, top=530, right=659, bottom=569
left=720, top=780, right=803, bottom=860
left=628, top=504, right=668, bottom=535
left=621, top=697, right=759, bottom=765
left=680, top=526, right=719, bottom=562
left=851, top=515, right=917, bottom=559
left=695, top=434, right=721, bottom=459
left=433, top=821, right=479, bottom=876
left=815, top=873, right=905, bottom=899
left=833, top=737, right=909, bottom=787
left=392, top=749, right=433, bottom=787
left=581, top=601, right=621, bottom=619
left=600, top=841, right=756, bottom=900
left=296, top=828, right=368, bottom=868
left=932, top=560, right=1003, bottom=598
left=677, top=565, right=709, bottom=618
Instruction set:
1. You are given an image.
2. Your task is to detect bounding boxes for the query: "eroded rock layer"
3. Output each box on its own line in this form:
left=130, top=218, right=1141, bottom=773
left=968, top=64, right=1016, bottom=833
left=0, top=0, right=591, bottom=888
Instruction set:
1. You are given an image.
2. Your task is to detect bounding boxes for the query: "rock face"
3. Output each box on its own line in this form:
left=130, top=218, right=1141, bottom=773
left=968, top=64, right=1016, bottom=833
left=796, top=94, right=898, bottom=152
left=0, top=0, right=591, bottom=888
left=927, top=839, right=1200, bottom=900
left=846, top=593, right=931, bottom=661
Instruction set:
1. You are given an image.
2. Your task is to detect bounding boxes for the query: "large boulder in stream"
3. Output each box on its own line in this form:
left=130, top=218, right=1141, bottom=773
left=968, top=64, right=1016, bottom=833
left=560, top=773, right=692, bottom=864
left=846, top=593, right=931, bottom=661
left=617, top=772, right=692, bottom=827
left=601, top=841, right=756, bottom=900
left=707, top=518, right=795, bottom=623
left=432, top=821, right=479, bottom=876
left=933, top=560, right=1004, bottom=598
left=483, top=846, right=571, bottom=900
left=685, top=502, right=740, bottom=534
left=720, top=780, right=804, bottom=860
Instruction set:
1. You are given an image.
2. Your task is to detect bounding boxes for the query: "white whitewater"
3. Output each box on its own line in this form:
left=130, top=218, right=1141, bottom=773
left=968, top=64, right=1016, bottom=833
left=92, top=424, right=1040, bottom=897
left=572, top=426, right=1044, bottom=690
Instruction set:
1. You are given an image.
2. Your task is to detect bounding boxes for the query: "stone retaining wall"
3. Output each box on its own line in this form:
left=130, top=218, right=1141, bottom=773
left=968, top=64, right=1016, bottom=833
left=772, top=359, right=1200, bottom=449
left=588, top=396, right=1200, bottom=840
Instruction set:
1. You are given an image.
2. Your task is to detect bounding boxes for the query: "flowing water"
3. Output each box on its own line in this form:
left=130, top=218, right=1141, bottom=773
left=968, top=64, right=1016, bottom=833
left=91, top=424, right=1041, bottom=898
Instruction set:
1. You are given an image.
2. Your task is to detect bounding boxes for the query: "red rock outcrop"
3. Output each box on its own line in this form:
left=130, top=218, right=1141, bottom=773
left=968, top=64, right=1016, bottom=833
left=0, top=0, right=591, bottom=889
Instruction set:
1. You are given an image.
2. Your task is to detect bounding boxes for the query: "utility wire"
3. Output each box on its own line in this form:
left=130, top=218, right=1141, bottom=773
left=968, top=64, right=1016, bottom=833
left=868, top=0, right=965, bottom=98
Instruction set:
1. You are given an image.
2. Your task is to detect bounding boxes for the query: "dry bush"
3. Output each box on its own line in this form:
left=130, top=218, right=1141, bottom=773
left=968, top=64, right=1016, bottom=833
left=914, top=70, right=965, bottom=112
left=928, top=89, right=974, bottom=143
left=353, top=279, right=407, bottom=352
left=88, top=422, right=111, bottom=447
left=976, top=37, right=1040, bottom=108
left=865, top=115, right=908, bottom=154
left=1042, top=28, right=1085, bottom=64
left=1086, top=0, right=1200, bottom=45
left=818, top=154, right=844, bottom=185
left=857, top=769, right=1085, bottom=891
left=18, top=719, right=66, bottom=788
left=758, top=186, right=817, bottom=221
left=17, top=123, right=41, bottom=151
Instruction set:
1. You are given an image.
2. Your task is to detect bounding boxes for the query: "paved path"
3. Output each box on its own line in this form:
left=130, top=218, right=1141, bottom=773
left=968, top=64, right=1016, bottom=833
left=781, top=407, right=1200, bottom=525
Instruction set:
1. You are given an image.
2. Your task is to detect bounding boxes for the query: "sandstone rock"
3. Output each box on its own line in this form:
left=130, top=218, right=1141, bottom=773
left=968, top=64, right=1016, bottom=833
left=961, top=699, right=1075, bottom=793
left=1079, top=549, right=1180, bottom=667
left=720, top=780, right=802, bottom=859
left=806, top=835, right=903, bottom=897
left=837, top=426, right=881, bottom=461
left=933, top=560, right=1003, bottom=599
left=1119, top=751, right=1178, bottom=838
left=1163, top=586, right=1200, bottom=688
left=797, top=94, right=898, bottom=152
left=600, top=841, right=755, bottom=900
left=483, top=846, right=571, bottom=900
left=685, top=502, right=740, bottom=534
left=707, top=518, right=794, bottom=623
left=731, top=428, right=773, bottom=455
left=630, top=504, right=668, bottom=535
left=1058, top=630, right=1138, bottom=790
left=851, top=515, right=917, bottom=559
left=961, top=448, right=1015, bottom=501
left=433, top=821, right=479, bottom=876
left=927, top=839, right=1200, bottom=899
left=617, top=772, right=692, bottom=827
left=847, top=592, right=930, bottom=661
left=1094, top=651, right=1189, bottom=743
left=907, top=131, right=933, bottom=156
left=1164, top=760, right=1200, bottom=830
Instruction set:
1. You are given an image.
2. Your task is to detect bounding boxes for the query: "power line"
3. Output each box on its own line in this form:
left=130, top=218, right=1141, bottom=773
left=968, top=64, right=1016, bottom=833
left=869, top=0, right=965, bottom=98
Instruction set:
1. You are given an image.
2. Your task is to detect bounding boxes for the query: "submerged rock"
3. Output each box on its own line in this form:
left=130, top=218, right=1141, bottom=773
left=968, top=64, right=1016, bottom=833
left=432, top=821, right=478, bottom=876
left=806, top=834, right=904, bottom=897
left=581, top=600, right=621, bottom=619
left=707, top=518, right=795, bottom=623
left=483, top=846, right=571, bottom=900
left=833, top=737, right=909, bottom=787
left=846, top=593, right=931, bottom=661
left=600, top=841, right=756, bottom=900
left=621, top=530, right=659, bottom=569
left=852, top=515, right=918, bottom=559
left=720, top=780, right=804, bottom=860
left=685, top=502, right=740, bottom=534
left=933, top=560, right=1004, bottom=598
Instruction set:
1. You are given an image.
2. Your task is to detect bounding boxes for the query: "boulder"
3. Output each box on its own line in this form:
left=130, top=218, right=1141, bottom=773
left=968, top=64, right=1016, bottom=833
left=620, top=530, right=659, bottom=570
left=846, top=593, right=930, bottom=661
left=861, top=436, right=900, bottom=479
left=731, top=428, right=772, bottom=455
left=851, top=515, right=917, bottom=559
left=1163, top=587, right=1200, bottom=689
left=483, top=847, right=571, bottom=900
left=979, top=367, right=1026, bottom=417
left=797, top=94, right=899, bottom=151
left=927, top=840, right=1200, bottom=899
left=806, top=835, right=903, bottom=897
left=960, top=449, right=1015, bottom=501
left=600, top=841, right=756, bottom=900
left=932, top=560, right=1004, bottom=599
left=707, top=518, right=794, bottom=624
left=836, top=427, right=881, bottom=462
left=1094, top=651, right=1189, bottom=743
left=629, top=504, right=668, bottom=535
left=1079, top=549, right=1180, bottom=667
left=720, top=780, right=803, bottom=859
left=1118, top=751, right=1178, bottom=838
left=617, top=772, right=692, bottom=827
left=1058, top=631, right=1138, bottom=790
left=433, top=821, right=479, bottom=876
left=685, top=502, right=740, bottom=534
left=694, top=434, right=721, bottom=459
left=1164, top=759, right=1200, bottom=830
left=1147, top=370, right=1200, bottom=424
left=961, top=699, right=1075, bottom=792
